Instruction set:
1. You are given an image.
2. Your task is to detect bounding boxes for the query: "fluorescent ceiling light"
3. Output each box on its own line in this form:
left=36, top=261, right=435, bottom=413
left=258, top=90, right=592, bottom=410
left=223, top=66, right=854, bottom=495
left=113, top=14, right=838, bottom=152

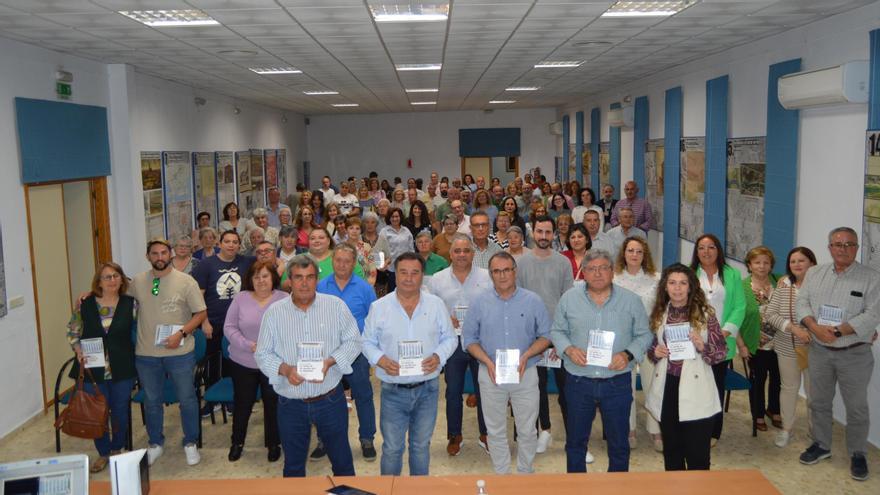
left=249, top=67, right=302, bottom=74
left=332, top=103, right=359, bottom=107
left=119, top=10, right=219, bottom=27
left=372, top=4, right=449, bottom=22
left=396, top=63, right=442, bottom=71
left=304, top=90, right=339, bottom=95
left=489, top=100, right=516, bottom=104
left=411, top=101, right=437, bottom=105
left=405, top=88, right=439, bottom=93
left=534, top=61, right=583, bottom=68
left=601, top=1, right=693, bottom=18
left=506, top=86, right=539, bottom=91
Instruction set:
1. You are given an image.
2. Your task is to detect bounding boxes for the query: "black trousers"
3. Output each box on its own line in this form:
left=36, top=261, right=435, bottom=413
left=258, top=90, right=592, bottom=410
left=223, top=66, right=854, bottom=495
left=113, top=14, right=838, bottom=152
left=228, top=359, right=280, bottom=448
left=749, top=349, right=781, bottom=420
left=536, top=366, right=568, bottom=433
left=710, top=359, right=729, bottom=439
left=205, top=318, right=230, bottom=392
left=659, top=374, right=713, bottom=471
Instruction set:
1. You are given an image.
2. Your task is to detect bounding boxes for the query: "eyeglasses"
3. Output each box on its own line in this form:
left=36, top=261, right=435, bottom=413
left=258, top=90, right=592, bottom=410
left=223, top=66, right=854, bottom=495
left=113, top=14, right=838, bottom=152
left=830, top=242, right=858, bottom=249
left=100, top=273, right=121, bottom=281
left=151, top=277, right=160, bottom=296
left=255, top=248, right=274, bottom=255
left=583, top=265, right=612, bottom=274
left=471, top=223, right=490, bottom=229
left=490, top=268, right=514, bottom=276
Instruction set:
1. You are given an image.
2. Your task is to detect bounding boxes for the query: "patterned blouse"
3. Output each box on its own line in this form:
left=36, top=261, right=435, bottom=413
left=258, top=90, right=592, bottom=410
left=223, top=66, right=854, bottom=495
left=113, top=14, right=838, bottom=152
left=67, top=299, right=139, bottom=380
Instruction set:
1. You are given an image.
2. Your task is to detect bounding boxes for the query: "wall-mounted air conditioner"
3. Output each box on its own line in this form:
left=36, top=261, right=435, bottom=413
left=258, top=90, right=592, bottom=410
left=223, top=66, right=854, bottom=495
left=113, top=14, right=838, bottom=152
left=608, top=105, right=634, bottom=128
left=549, top=121, right=564, bottom=135
left=777, top=61, right=869, bottom=110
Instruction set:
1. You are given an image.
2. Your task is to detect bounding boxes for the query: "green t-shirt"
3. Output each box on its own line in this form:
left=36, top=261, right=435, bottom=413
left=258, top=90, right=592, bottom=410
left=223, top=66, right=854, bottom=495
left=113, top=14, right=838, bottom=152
left=281, top=254, right=365, bottom=283
left=424, top=253, right=449, bottom=276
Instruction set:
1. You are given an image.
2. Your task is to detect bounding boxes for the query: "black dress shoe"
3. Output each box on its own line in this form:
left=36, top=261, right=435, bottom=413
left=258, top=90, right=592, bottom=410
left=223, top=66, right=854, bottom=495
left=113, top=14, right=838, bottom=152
left=228, top=444, right=243, bottom=462
left=268, top=446, right=281, bottom=463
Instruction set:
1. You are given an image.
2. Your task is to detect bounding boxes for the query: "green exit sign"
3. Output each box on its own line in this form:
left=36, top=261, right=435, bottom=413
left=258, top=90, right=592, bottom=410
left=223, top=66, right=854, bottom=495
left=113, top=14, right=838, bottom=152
left=56, top=82, right=72, bottom=99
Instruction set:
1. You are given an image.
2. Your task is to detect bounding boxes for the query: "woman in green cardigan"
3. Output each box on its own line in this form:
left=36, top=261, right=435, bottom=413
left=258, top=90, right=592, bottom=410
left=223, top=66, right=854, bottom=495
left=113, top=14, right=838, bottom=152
left=738, top=246, right=782, bottom=432
left=66, top=262, right=137, bottom=473
left=690, top=234, right=746, bottom=445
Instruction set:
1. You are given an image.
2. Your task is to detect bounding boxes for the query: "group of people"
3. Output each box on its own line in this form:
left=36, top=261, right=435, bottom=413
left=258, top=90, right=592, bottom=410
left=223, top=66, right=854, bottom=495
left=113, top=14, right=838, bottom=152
left=64, top=170, right=878, bottom=484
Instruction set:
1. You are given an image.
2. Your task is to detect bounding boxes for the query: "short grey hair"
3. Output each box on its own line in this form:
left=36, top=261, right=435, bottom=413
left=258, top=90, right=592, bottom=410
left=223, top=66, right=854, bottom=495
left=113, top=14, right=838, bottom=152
left=332, top=243, right=358, bottom=260
left=252, top=207, right=268, bottom=218
left=376, top=198, right=391, bottom=207
left=828, top=226, right=858, bottom=243
left=583, top=249, right=613, bottom=266
left=443, top=213, right=458, bottom=224
left=279, top=206, right=293, bottom=217
left=618, top=206, right=634, bottom=214
left=362, top=211, right=380, bottom=223
left=287, top=254, right=319, bottom=279
left=415, top=230, right=434, bottom=242
left=451, top=233, right=472, bottom=246
left=198, top=226, right=217, bottom=239
left=507, top=226, right=524, bottom=237
left=488, top=251, right=517, bottom=270
left=248, top=226, right=265, bottom=238
left=174, top=235, right=194, bottom=247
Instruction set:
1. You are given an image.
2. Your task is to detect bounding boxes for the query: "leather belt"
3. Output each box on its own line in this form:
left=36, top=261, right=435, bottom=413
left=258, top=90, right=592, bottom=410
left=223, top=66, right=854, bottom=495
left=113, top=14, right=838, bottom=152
left=301, top=387, right=338, bottom=403
left=387, top=381, right=426, bottom=389
left=824, top=342, right=868, bottom=352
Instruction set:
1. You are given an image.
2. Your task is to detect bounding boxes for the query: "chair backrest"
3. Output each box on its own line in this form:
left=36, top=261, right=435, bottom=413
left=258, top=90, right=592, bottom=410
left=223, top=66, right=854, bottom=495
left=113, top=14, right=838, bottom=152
left=221, top=336, right=230, bottom=359
left=193, top=329, right=207, bottom=361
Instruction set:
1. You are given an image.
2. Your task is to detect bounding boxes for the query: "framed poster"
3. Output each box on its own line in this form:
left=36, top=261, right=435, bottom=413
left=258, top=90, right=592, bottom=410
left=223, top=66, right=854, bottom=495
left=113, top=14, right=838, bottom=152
left=679, top=137, right=705, bottom=242
left=645, top=139, right=664, bottom=231
left=162, top=151, right=194, bottom=244
left=726, top=137, right=766, bottom=261
left=265, top=149, right=278, bottom=190
left=249, top=148, right=265, bottom=211
left=140, top=151, right=165, bottom=240
left=193, top=151, right=218, bottom=227
left=276, top=149, right=287, bottom=195
left=864, top=131, right=880, bottom=271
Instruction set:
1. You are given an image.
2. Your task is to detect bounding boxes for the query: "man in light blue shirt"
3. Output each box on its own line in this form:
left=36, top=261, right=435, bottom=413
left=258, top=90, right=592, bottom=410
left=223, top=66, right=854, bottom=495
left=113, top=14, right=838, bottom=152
left=550, top=249, right=651, bottom=474
left=363, top=252, right=457, bottom=476
left=316, top=244, right=378, bottom=462
left=255, top=255, right=361, bottom=478
left=426, top=234, right=492, bottom=455
left=463, top=252, right=551, bottom=474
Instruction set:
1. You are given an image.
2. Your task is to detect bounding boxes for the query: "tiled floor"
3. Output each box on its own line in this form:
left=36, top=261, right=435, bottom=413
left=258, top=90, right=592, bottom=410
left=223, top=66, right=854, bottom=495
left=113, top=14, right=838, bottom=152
left=1, top=372, right=876, bottom=495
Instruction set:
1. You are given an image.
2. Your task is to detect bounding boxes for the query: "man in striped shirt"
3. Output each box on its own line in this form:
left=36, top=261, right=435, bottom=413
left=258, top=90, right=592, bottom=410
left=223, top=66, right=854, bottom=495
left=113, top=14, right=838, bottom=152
left=255, top=255, right=362, bottom=478
left=609, top=181, right=654, bottom=232
left=795, top=227, right=880, bottom=481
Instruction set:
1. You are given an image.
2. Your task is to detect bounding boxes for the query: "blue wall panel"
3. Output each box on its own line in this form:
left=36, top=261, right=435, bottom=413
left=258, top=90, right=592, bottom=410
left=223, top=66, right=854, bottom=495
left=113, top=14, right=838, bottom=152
left=459, top=127, right=521, bottom=157
left=562, top=115, right=570, bottom=181
left=663, top=87, right=683, bottom=267
left=591, top=108, right=600, bottom=189
left=763, top=59, right=802, bottom=273
left=15, top=98, right=111, bottom=184
left=704, top=75, right=729, bottom=245
left=633, top=96, right=649, bottom=193
left=609, top=102, right=621, bottom=193
left=575, top=111, right=584, bottom=184
left=869, top=29, right=880, bottom=129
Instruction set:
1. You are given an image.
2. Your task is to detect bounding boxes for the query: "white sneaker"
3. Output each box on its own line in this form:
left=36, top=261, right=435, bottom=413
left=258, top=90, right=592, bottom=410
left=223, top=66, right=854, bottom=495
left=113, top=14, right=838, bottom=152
left=184, top=443, right=201, bottom=466
left=146, top=444, right=163, bottom=466
left=585, top=450, right=595, bottom=464
left=775, top=430, right=791, bottom=448
left=536, top=430, right=552, bottom=454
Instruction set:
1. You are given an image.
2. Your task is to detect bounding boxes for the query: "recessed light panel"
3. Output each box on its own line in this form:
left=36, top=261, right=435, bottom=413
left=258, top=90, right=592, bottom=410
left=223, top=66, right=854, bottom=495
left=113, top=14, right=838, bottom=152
left=304, top=91, right=339, bottom=95
left=119, top=10, right=220, bottom=27
left=506, top=87, right=539, bottom=91
left=534, top=61, right=583, bottom=68
left=371, top=4, right=449, bottom=22
left=396, top=64, right=442, bottom=71
left=249, top=67, right=302, bottom=74
left=411, top=101, right=437, bottom=105
left=405, top=88, right=439, bottom=93
left=489, top=100, right=516, bottom=104
left=601, top=1, right=693, bottom=18
left=332, top=103, right=359, bottom=107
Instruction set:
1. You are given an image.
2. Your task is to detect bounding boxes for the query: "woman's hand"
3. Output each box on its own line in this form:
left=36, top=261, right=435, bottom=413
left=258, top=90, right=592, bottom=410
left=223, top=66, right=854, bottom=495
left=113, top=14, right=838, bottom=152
left=691, top=330, right=706, bottom=353
left=654, top=343, right=669, bottom=359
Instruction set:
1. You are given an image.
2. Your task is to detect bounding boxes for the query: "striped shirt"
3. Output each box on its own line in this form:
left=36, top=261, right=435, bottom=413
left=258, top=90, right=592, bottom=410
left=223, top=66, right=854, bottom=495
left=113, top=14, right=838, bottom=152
left=765, top=278, right=805, bottom=359
left=472, top=240, right=503, bottom=270
left=255, top=294, right=361, bottom=399
left=795, top=261, right=880, bottom=347
left=610, top=197, right=654, bottom=231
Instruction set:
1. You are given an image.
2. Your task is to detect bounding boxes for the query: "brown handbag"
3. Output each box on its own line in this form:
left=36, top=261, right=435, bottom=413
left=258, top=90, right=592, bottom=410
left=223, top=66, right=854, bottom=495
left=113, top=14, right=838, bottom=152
left=54, top=366, right=109, bottom=439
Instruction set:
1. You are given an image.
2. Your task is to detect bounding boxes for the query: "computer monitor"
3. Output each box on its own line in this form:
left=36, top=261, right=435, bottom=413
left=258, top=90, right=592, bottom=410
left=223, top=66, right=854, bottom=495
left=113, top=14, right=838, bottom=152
left=0, top=454, right=89, bottom=495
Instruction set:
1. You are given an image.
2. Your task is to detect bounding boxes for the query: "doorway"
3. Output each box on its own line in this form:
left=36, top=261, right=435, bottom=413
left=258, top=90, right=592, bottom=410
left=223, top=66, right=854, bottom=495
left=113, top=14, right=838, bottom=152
left=25, top=177, right=111, bottom=408
left=461, top=156, right=519, bottom=186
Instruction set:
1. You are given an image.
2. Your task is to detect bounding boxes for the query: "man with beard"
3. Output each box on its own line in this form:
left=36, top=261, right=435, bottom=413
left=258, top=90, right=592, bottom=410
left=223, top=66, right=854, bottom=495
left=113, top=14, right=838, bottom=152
left=132, top=238, right=207, bottom=466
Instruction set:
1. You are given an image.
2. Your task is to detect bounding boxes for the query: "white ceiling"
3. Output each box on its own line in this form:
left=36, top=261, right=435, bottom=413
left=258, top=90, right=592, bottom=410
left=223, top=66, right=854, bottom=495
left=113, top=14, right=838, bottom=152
left=0, top=0, right=875, bottom=115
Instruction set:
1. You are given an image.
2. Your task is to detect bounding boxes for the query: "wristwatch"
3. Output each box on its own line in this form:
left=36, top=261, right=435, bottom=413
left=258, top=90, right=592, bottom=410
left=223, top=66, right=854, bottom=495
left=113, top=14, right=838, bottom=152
left=623, top=350, right=634, bottom=362
left=833, top=327, right=843, bottom=338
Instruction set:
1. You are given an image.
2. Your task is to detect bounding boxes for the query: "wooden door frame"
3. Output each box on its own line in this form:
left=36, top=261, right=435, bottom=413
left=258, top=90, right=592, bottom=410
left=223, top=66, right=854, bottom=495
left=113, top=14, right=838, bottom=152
left=461, top=156, right=520, bottom=183
left=24, top=176, right=111, bottom=409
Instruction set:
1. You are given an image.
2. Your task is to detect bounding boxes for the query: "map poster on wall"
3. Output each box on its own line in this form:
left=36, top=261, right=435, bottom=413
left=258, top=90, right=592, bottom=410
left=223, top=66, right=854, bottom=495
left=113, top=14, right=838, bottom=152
left=582, top=148, right=592, bottom=188
left=864, top=131, right=880, bottom=271
left=216, top=152, right=236, bottom=214
left=567, top=144, right=576, bottom=180
left=250, top=148, right=266, bottom=211
left=679, top=137, right=706, bottom=242
left=193, top=152, right=218, bottom=226
left=645, top=139, right=665, bottom=231
left=599, top=142, right=611, bottom=188
left=162, top=151, right=194, bottom=244
left=726, top=137, right=766, bottom=261
left=140, top=151, right=165, bottom=240
left=265, top=149, right=278, bottom=190
left=276, top=149, right=287, bottom=195
left=235, top=150, right=252, bottom=218
left=0, top=222, right=7, bottom=318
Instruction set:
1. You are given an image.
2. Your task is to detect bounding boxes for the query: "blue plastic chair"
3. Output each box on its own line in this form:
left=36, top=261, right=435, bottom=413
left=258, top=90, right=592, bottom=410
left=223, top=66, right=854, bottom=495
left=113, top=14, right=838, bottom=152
left=204, top=336, right=263, bottom=425
left=131, top=329, right=207, bottom=447
left=724, top=358, right=756, bottom=437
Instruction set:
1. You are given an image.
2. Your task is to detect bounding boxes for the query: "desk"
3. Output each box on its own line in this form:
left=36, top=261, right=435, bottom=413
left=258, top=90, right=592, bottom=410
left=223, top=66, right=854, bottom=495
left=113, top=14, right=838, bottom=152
left=90, top=470, right=779, bottom=494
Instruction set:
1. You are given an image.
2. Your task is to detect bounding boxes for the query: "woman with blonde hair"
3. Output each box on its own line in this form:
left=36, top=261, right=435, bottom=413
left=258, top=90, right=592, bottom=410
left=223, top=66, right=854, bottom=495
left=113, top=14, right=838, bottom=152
left=645, top=263, right=727, bottom=471
left=614, top=236, right=661, bottom=450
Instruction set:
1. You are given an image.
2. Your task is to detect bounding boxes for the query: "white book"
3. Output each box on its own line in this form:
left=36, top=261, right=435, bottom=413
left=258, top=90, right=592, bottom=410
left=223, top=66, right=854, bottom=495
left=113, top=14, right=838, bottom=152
left=154, top=324, right=183, bottom=348
left=817, top=304, right=844, bottom=327
left=297, top=342, right=325, bottom=381
left=537, top=348, right=562, bottom=368
left=80, top=338, right=106, bottom=368
left=494, top=349, right=521, bottom=384
left=398, top=340, right=424, bottom=377
left=665, top=323, right=696, bottom=361
left=587, top=330, right=615, bottom=367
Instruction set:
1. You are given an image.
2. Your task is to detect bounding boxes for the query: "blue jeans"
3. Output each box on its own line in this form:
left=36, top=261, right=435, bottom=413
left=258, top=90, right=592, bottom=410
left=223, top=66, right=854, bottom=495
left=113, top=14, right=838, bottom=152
left=135, top=352, right=199, bottom=447
left=443, top=346, right=486, bottom=436
left=380, top=378, right=439, bottom=476
left=564, top=371, right=632, bottom=473
left=277, top=385, right=354, bottom=477
left=83, top=378, right=134, bottom=457
left=343, top=353, right=376, bottom=441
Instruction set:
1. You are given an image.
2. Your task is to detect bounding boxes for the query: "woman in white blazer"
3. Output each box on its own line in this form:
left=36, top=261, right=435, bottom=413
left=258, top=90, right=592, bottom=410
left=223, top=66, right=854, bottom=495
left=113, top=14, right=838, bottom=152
left=645, top=263, right=728, bottom=471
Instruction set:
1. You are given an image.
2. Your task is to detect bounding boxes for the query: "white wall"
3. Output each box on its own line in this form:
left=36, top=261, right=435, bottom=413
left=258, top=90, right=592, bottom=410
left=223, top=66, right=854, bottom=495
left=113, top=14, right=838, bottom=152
left=559, top=3, right=880, bottom=446
left=0, top=38, right=111, bottom=438
left=306, top=108, right=558, bottom=185
left=0, top=38, right=308, bottom=438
